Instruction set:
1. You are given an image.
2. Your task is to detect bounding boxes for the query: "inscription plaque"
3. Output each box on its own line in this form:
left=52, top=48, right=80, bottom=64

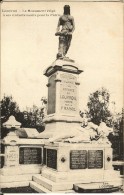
left=70, top=150, right=87, bottom=169
left=88, top=150, right=103, bottom=169
left=60, top=73, right=78, bottom=114
left=47, top=149, right=57, bottom=169
left=6, top=146, right=19, bottom=166
left=19, top=147, right=42, bottom=164
left=43, top=148, right=46, bottom=165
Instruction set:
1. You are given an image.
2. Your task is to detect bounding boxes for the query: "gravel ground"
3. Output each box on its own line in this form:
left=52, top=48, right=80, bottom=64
left=1, top=187, right=38, bottom=193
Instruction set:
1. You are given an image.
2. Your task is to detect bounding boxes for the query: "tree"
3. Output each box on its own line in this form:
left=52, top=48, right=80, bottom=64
left=1, top=95, right=20, bottom=124
left=21, top=105, right=45, bottom=132
left=1, top=95, right=21, bottom=138
left=108, top=110, right=123, bottom=161
left=87, top=87, right=111, bottom=125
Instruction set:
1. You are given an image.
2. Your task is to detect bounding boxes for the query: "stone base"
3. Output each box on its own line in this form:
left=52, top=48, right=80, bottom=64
left=29, top=142, right=122, bottom=192
left=43, top=142, right=113, bottom=172
left=0, top=165, right=41, bottom=176
left=0, top=165, right=42, bottom=188
left=37, top=121, right=82, bottom=139
left=0, top=174, right=37, bottom=188
left=30, top=168, right=122, bottom=192
left=0, top=165, right=41, bottom=188
left=41, top=166, right=121, bottom=183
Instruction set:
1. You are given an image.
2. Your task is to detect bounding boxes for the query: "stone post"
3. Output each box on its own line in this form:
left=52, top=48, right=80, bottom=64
left=2, top=116, right=21, bottom=167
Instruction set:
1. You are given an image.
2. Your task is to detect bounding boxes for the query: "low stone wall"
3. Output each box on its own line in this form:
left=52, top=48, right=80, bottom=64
left=0, top=132, right=44, bottom=188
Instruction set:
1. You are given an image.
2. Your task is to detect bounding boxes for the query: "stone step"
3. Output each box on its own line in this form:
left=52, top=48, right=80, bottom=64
left=42, top=169, right=67, bottom=182
left=30, top=181, right=75, bottom=193
left=30, top=181, right=51, bottom=193
left=33, top=175, right=74, bottom=191
left=41, top=167, right=108, bottom=183
left=0, top=181, right=29, bottom=188
left=42, top=170, right=87, bottom=183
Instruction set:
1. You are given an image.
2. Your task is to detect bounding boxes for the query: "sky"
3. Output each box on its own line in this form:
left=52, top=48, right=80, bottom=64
left=1, top=2, right=123, bottom=113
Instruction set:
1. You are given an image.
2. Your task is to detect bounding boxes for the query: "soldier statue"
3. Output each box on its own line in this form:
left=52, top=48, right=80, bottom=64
left=55, top=5, right=75, bottom=59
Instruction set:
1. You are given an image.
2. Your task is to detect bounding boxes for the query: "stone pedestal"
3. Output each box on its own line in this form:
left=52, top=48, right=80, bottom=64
left=38, top=122, right=82, bottom=138
left=39, top=59, right=83, bottom=138
left=30, top=141, right=122, bottom=192
left=43, top=142, right=113, bottom=173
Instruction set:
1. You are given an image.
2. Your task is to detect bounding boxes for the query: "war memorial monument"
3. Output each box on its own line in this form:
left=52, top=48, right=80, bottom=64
left=0, top=5, right=123, bottom=193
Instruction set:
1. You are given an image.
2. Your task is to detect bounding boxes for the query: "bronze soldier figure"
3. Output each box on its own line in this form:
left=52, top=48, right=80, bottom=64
left=55, top=5, right=75, bottom=59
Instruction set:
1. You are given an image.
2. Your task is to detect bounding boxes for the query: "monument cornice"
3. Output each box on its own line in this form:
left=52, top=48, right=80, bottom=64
left=43, top=114, right=82, bottom=124
left=44, top=60, right=83, bottom=77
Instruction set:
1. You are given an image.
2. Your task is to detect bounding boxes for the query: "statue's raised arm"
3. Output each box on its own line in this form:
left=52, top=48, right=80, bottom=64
left=55, top=5, right=75, bottom=59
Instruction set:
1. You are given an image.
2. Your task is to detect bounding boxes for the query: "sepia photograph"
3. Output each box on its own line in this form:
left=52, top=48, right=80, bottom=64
left=0, top=0, right=123, bottom=193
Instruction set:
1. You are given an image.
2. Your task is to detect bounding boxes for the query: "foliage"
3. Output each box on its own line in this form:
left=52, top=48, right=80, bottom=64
left=108, top=110, right=123, bottom=160
left=22, top=105, right=45, bottom=131
left=87, top=87, right=111, bottom=125
left=1, top=95, right=46, bottom=135
left=1, top=95, right=20, bottom=124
